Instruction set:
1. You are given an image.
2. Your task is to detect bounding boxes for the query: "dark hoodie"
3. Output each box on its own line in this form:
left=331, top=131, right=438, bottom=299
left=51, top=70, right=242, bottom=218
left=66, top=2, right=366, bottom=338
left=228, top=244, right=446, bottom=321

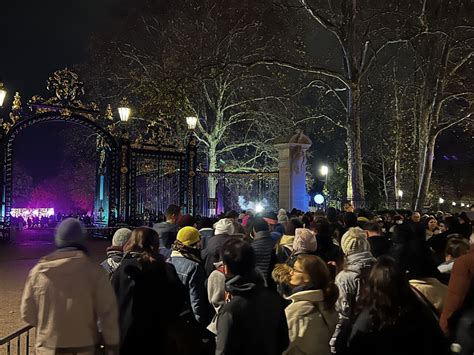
left=216, top=272, right=289, bottom=355
left=153, top=221, right=178, bottom=259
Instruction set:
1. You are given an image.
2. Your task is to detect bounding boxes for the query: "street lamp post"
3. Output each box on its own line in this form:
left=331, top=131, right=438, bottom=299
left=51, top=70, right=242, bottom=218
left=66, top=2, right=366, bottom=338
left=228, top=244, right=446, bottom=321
left=438, top=197, right=444, bottom=211
left=398, top=189, right=403, bottom=209
left=320, top=165, right=329, bottom=209
left=117, top=98, right=131, bottom=224
left=186, top=116, right=198, bottom=215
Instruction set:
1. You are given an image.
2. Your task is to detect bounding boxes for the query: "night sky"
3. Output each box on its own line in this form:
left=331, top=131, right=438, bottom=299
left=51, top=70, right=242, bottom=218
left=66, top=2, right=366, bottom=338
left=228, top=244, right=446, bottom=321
left=0, top=0, right=118, bottom=181
left=0, top=0, right=472, bottom=202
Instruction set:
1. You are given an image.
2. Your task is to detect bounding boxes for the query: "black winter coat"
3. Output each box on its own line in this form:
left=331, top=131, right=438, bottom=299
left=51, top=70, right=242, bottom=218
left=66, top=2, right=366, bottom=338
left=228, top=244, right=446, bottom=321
left=202, top=234, right=237, bottom=276
left=112, top=253, right=186, bottom=355
left=251, top=231, right=277, bottom=284
left=216, top=273, right=289, bottom=355
left=336, top=296, right=449, bottom=355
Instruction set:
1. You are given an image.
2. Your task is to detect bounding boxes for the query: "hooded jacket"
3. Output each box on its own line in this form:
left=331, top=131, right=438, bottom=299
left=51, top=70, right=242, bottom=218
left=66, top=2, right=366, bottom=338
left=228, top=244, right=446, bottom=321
left=216, top=272, right=289, bottom=355
left=330, top=251, right=376, bottom=352
left=202, top=233, right=238, bottom=276
left=284, top=289, right=337, bottom=355
left=251, top=230, right=277, bottom=284
left=153, top=221, right=178, bottom=258
left=169, top=250, right=213, bottom=326
left=21, top=249, right=119, bottom=355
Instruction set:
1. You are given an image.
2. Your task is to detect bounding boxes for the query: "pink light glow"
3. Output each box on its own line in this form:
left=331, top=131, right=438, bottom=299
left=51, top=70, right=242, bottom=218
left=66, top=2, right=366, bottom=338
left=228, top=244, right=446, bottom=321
left=11, top=208, right=55, bottom=219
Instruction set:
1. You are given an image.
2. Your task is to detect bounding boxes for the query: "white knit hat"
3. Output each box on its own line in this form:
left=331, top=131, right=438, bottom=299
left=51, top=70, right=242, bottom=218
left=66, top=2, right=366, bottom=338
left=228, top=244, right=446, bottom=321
left=341, top=227, right=371, bottom=256
left=214, top=218, right=235, bottom=235
left=293, top=228, right=317, bottom=253
left=112, top=228, right=132, bottom=247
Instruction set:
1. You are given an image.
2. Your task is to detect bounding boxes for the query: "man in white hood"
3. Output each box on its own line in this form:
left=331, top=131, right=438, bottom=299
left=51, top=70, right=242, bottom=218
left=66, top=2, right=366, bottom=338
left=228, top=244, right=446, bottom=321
left=201, top=217, right=238, bottom=276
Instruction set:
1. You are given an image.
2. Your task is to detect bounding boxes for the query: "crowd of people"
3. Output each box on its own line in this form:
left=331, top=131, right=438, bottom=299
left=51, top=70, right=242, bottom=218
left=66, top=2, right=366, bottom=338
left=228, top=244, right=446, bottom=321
left=11, top=212, right=93, bottom=230
left=20, top=202, right=474, bottom=355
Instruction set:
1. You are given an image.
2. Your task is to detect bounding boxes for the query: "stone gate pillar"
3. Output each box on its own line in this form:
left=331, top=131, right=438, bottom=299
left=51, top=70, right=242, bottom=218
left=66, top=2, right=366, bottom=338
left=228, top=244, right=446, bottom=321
left=274, top=131, right=312, bottom=212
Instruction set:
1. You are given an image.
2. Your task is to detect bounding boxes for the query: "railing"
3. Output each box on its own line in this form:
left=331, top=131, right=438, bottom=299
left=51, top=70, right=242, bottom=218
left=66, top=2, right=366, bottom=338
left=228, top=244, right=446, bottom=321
left=0, top=325, right=33, bottom=354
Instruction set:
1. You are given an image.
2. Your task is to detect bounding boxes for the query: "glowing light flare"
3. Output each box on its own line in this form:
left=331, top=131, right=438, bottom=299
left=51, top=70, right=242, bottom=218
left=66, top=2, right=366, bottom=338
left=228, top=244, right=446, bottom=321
left=255, top=203, right=264, bottom=213
left=0, top=83, right=6, bottom=107
left=398, top=190, right=403, bottom=198
left=439, top=198, right=445, bottom=204
left=452, top=202, right=457, bottom=206
left=186, top=116, right=198, bottom=130
left=314, top=194, right=325, bottom=204
left=320, top=165, right=329, bottom=176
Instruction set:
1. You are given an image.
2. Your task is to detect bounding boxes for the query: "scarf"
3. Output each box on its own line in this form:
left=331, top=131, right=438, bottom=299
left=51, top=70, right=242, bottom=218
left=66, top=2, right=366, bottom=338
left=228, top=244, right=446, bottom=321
left=172, top=240, right=202, bottom=264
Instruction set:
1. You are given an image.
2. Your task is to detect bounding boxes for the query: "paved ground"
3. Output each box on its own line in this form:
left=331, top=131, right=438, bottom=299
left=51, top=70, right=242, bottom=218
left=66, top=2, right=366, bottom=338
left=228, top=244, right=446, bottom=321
left=0, top=229, right=109, bottom=343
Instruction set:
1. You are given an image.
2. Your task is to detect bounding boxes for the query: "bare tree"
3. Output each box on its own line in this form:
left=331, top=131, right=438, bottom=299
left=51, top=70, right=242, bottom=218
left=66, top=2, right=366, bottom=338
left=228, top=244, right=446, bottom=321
left=411, top=0, right=474, bottom=209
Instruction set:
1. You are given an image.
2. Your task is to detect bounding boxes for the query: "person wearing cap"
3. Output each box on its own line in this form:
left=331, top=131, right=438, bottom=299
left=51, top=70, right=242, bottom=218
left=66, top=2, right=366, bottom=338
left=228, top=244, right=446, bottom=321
left=330, top=227, right=375, bottom=353
left=287, top=228, right=318, bottom=267
left=100, top=228, right=132, bottom=278
left=21, top=218, right=119, bottom=355
left=202, top=218, right=238, bottom=276
left=169, top=226, right=213, bottom=327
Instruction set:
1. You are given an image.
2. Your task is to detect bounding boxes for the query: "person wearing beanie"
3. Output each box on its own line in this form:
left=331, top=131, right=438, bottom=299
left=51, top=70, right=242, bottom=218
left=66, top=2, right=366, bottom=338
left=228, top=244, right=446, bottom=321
left=202, top=218, right=239, bottom=276
left=287, top=228, right=317, bottom=267
left=169, top=226, right=213, bottom=328
left=100, top=228, right=132, bottom=278
left=21, top=218, right=119, bottom=354
left=330, top=227, right=375, bottom=353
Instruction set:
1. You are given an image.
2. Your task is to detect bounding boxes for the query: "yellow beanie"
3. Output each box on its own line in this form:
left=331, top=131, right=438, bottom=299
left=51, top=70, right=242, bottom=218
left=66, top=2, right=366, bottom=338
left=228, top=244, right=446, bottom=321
left=177, top=226, right=201, bottom=246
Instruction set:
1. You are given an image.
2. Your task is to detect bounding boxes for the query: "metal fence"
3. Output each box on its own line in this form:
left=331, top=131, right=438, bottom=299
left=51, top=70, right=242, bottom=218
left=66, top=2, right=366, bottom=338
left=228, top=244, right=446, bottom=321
left=195, top=171, right=279, bottom=216
left=0, top=325, right=33, bottom=355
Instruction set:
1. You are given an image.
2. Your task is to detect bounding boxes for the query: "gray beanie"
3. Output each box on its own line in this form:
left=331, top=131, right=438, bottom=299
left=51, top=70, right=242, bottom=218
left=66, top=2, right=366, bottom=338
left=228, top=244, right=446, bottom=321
left=55, top=218, right=86, bottom=248
left=112, top=228, right=132, bottom=247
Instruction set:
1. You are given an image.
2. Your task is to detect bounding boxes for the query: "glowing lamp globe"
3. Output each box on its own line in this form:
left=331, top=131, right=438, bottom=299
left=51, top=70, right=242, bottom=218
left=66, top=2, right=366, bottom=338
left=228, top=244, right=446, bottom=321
left=452, top=202, right=456, bottom=206
left=320, top=165, right=329, bottom=176
left=186, top=116, right=198, bottom=130
left=314, top=194, right=325, bottom=204
left=118, top=97, right=131, bottom=122
left=0, top=83, right=6, bottom=107
left=439, top=198, right=445, bottom=204
left=255, top=203, right=264, bottom=213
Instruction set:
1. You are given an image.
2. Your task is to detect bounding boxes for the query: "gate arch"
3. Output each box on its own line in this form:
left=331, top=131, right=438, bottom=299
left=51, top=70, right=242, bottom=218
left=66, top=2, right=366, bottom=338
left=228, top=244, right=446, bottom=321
left=2, top=111, right=119, bottom=231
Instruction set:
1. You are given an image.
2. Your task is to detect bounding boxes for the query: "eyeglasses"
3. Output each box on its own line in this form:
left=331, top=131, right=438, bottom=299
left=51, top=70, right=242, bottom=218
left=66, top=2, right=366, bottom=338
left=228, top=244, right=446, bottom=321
left=291, top=267, right=305, bottom=274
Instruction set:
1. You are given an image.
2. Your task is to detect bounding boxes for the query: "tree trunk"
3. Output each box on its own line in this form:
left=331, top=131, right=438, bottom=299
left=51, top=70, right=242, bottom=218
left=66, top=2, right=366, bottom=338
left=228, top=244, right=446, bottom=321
left=414, top=134, right=436, bottom=211
left=208, top=143, right=218, bottom=216
left=346, top=82, right=365, bottom=208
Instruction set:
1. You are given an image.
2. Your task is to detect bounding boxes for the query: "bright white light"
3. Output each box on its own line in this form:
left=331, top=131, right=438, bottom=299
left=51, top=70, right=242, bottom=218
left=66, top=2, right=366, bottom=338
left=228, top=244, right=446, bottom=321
left=461, top=203, right=465, bottom=207
left=118, top=107, right=130, bottom=122
left=186, top=116, right=198, bottom=130
left=452, top=202, right=457, bottom=206
left=439, top=198, right=445, bottom=204
left=320, top=165, right=329, bottom=176
left=398, top=190, right=403, bottom=198
left=314, top=194, right=325, bottom=204
left=0, top=85, right=6, bottom=107
left=255, top=203, right=264, bottom=213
